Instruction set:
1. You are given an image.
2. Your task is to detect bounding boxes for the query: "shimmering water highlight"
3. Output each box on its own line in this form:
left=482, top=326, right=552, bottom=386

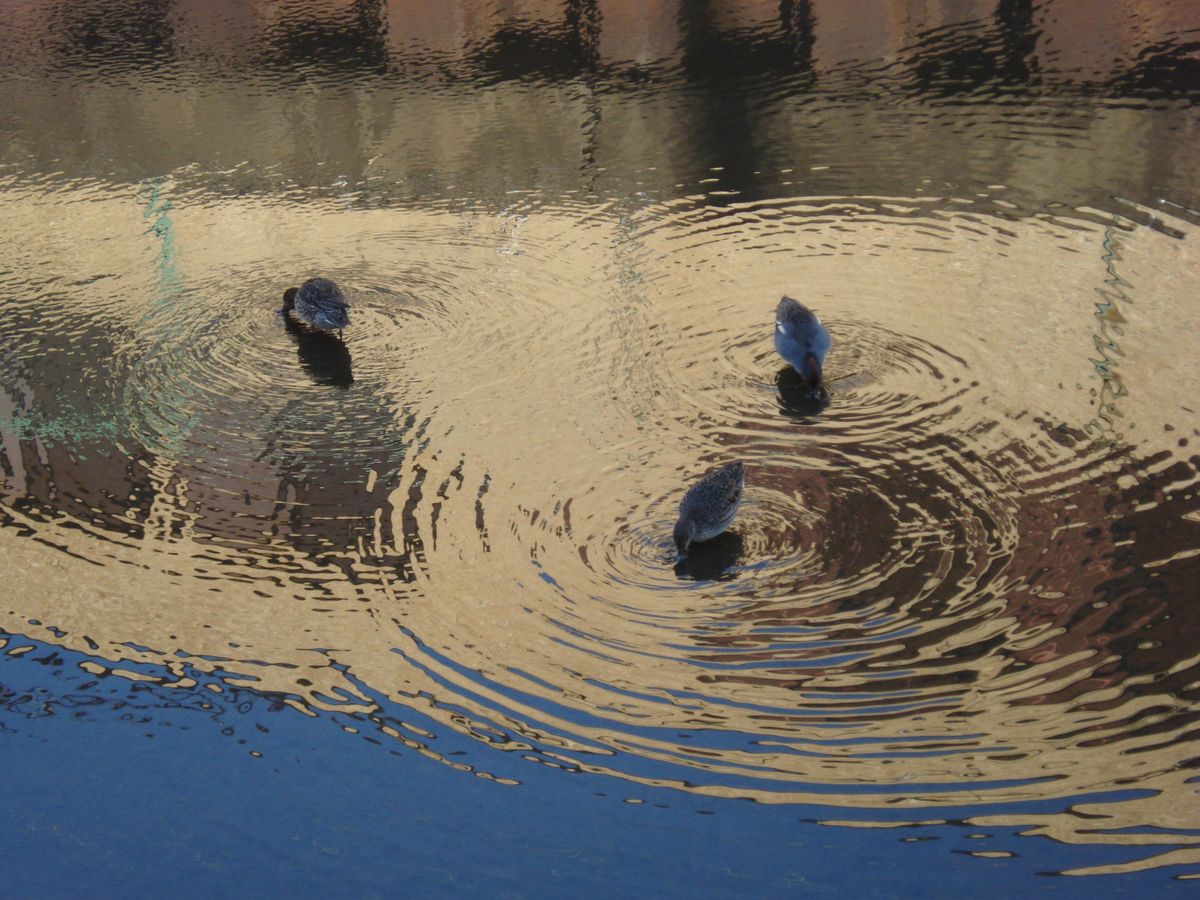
left=2, top=0, right=1199, bottom=891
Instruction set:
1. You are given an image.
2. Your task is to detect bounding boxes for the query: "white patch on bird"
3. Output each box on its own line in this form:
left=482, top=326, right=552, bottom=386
left=776, top=322, right=785, bottom=333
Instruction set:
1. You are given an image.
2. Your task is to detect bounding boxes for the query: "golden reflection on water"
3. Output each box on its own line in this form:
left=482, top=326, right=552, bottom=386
left=2, top=177, right=1198, bottom=874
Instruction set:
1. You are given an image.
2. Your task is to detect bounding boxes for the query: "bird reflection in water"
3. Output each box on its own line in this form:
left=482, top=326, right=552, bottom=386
left=673, top=530, right=744, bottom=581
left=282, top=314, right=354, bottom=388
left=775, top=366, right=829, bottom=417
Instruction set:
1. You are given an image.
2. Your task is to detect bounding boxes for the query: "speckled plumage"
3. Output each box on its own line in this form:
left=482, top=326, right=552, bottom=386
left=774, top=296, right=831, bottom=397
left=283, top=277, right=350, bottom=332
left=673, top=462, right=745, bottom=555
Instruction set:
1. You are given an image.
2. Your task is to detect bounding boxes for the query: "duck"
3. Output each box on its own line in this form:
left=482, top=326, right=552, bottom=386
left=774, top=295, right=831, bottom=399
left=673, top=461, right=745, bottom=558
left=282, top=277, right=350, bottom=333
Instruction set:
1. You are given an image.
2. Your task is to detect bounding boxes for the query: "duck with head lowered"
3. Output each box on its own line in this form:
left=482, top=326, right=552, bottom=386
left=774, top=295, right=831, bottom=400
left=282, top=277, right=350, bottom=334
left=673, top=461, right=745, bottom=560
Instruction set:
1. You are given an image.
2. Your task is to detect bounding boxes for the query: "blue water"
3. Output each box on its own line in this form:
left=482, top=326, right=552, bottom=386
left=1, top=636, right=1185, bottom=897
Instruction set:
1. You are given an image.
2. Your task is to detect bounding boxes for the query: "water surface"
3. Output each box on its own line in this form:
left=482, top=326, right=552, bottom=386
left=2, top=0, right=1199, bottom=892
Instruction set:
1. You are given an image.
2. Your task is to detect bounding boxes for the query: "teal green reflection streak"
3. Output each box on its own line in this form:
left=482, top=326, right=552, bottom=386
left=1085, top=219, right=1132, bottom=441
left=126, top=176, right=199, bottom=458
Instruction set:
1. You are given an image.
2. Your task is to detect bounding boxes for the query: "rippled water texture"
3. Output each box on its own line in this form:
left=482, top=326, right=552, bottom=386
left=2, top=0, right=1200, bottom=888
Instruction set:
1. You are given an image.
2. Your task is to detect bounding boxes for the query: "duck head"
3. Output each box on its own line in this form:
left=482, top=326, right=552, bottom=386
left=802, top=351, right=826, bottom=399
left=673, top=516, right=697, bottom=559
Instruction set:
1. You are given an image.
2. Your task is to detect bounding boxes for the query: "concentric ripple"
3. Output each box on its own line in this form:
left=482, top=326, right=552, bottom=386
left=346, top=203, right=1198, bottom=886
left=123, top=272, right=430, bottom=471
left=3, top=0, right=1200, bottom=884
left=3, top=186, right=1199, bottom=874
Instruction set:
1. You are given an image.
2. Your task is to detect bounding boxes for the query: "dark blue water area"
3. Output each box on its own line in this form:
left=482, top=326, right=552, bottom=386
left=1, top=634, right=1191, bottom=898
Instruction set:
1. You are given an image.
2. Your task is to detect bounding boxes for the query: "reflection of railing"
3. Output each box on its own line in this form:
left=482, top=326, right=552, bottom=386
left=1084, top=218, right=1130, bottom=440
left=31, top=0, right=1195, bottom=97
left=140, top=176, right=182, bottom=306
left=129, top=177, right=196, bottom=458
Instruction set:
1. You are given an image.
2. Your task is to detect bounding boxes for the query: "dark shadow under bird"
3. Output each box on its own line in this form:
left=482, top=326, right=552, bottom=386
left=775, top=366, right=829, bottom=417
left=673, top=529, right=743, bottom=581
left=283, top=315, right=354, bottom=388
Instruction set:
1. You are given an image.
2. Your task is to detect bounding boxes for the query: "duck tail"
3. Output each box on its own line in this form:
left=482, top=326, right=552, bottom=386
left=282, top=287, right=298, bottom=311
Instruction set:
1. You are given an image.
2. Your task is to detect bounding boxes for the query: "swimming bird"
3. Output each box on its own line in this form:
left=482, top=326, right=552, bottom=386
left=673, top=461, right=745, bottom=558
left=774, top=296, right=831, bottom=399
left=282, top=277, right=350, bottom=333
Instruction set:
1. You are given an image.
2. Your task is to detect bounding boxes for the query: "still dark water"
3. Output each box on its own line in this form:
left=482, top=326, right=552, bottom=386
left=2, top=0, right=1200, bottom=894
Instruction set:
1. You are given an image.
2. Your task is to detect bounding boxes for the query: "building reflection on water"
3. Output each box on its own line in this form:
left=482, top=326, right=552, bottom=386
left=0, top=0, right=1195, bottom=210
